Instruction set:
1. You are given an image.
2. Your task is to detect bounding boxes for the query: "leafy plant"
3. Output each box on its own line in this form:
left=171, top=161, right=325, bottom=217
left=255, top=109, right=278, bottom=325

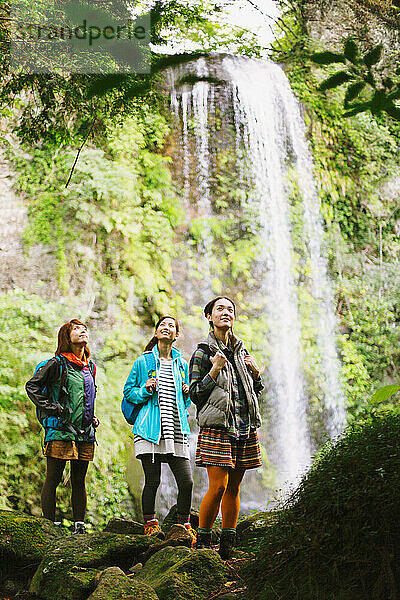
left=370, top=384, right=400, bottom=403
left=311, top=40, right=400, bottom=120
left=241, top=409, right=400, bottom=599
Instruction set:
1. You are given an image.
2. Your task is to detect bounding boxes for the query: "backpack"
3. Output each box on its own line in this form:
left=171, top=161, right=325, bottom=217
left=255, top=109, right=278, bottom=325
left=34, top=356, right=69, bottom=427
left=121, top=351, right=187, bottom=426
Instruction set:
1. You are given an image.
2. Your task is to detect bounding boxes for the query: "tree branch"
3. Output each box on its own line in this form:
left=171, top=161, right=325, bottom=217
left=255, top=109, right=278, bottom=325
left=65, top=116, right=97, bottom=188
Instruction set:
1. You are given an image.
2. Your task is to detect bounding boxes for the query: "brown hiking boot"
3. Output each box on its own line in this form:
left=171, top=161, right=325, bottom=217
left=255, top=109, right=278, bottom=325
left=144, top=519, right=165, bottom=539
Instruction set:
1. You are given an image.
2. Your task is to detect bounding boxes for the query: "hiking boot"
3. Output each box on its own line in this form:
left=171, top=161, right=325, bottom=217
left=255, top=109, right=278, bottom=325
left=195, top=530, right=212, bottom=549
left=72, top=522, right=86, bottom=534
left=183, top=522, right=197, bottom=548
left=218, top=530, right=236, bottom=560
left=144, top=519, right=165, bottom=539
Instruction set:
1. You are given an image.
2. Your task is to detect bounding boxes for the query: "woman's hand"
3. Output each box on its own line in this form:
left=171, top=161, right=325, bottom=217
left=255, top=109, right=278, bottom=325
left=209, top=351, right=228, bottom=380
left=182, top=383, right=189, bottom=395
left=210, top=351, right=228, bottom=370
left=145, top=378, right=157, bottom=392
left=244, top=355, right=261, bottom=379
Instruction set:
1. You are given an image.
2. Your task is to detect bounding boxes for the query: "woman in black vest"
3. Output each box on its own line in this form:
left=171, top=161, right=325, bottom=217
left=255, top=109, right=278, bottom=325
left=189, top=297, right=263, bottom=559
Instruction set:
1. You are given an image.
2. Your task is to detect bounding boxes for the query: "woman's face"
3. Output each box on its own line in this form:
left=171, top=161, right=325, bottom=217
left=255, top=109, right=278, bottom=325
left=155, top=318, right=178, bottom=343
left=70, top=323, right=89, bottom=345
left=208, top=298, right=235, bottom=330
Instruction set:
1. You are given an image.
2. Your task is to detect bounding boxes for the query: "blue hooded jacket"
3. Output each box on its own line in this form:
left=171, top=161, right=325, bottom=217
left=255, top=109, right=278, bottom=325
left=123, top=345, right=191, bottom=444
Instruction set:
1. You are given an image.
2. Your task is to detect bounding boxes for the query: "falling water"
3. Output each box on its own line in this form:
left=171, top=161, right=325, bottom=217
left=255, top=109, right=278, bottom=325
left=275, top=83, right=346, bottom=432
left=192, top=58, right=212, bottom=219
left=169, top=58, right=214, bottom=305
left=224, top=56, right=312, bottom=482
left=167, top=54, right=345, bottom=501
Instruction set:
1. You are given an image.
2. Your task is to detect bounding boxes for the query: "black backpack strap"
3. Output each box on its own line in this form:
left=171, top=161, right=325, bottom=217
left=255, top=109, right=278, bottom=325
left=56, top=356, right=72, bottom=421
left=57, top=356, right=69, bottom=399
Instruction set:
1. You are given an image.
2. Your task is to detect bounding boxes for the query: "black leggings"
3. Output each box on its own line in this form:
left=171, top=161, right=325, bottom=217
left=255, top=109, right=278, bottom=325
left=140, top=454, right=193, bottom=518
left=41, top=457, right=89, bottom=522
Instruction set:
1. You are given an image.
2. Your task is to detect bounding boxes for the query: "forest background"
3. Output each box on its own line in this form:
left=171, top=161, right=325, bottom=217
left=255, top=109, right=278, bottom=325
left=0, top=0, right=399, bottom=528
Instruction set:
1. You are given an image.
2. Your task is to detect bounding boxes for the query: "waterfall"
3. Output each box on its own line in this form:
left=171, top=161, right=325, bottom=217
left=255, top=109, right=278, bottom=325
left=273, top=82, right=346, bottom=433
left=167, top=54, right=345, bottom=504
left=225, top=57, right=311, bottom=482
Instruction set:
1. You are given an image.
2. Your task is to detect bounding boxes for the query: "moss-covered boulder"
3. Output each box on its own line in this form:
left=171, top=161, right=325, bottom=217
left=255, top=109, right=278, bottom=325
left=88, top=566, right=158, bottom=600
left=0, top=509, right=64, bottom=578
left=236, top=511, right=277, bottom=544
left=135, top=546, right=229, bottom=600
left=139, top=524, right=194, bottom=563
left=30, top=532, right=153, bottom=600
left=103, top=518, right=144, bottom=535
left=241, top=412, right=400, bottom=600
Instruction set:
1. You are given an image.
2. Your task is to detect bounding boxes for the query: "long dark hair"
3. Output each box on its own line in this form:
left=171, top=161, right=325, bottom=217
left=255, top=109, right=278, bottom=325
left=56, top=319, right=90, bottom=359
left=144, top=316, right=180, bottom=352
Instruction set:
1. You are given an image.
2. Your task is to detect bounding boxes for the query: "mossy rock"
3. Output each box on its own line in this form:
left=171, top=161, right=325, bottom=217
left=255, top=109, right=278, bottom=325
left=0, top=509, right=64, bottom=578
left=30, top=532, right=153, bottom=600
left=88, top=566, right=158, bottom=600
left=236, top=511, right=278, bottom=544
left=135, top=546, right=229, bottom=600
left=136, top=545, right=191, bottom=579
left=162, top=505, right=199, bottom=532
left=103, top=518, right=144, bottom=535
left=61, top=568, right=100, bottom=600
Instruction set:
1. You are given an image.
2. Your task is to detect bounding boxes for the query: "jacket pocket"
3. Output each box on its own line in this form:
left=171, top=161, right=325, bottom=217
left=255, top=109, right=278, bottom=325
left=136, top=403, right=151, bottom=428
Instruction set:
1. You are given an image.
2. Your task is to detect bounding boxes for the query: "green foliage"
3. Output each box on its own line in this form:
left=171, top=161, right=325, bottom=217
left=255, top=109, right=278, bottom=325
left=278, top=15, right=400, bottom=416
left=311, top=51, right=346, bottom=65
left=318, top=70, right=352, bottom=91
left=311, top=40, right=400, bottom=120
left=0, top=289, right=62, bottom=410
left=11, top=108, right=183, bottom=311
left=344, top=39, right=358, bottom=63
left=338, top=334, right=371, bottom=413
left=370, top=384, right=400, bottom=403
left=0, top=289, right=63, bottom=511
left=241, top=409, right=400, bottom=599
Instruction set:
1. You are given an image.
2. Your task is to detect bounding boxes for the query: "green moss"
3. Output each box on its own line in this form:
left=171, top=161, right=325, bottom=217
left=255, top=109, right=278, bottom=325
left=63, top=569, right=100, bottom=600
left=236, top=511, right=279, bottom=545
left=241, top=410, right=400, bottom=600
left=30, top=533, right=152, bottom=600
left=0, top=510, right=63, bottom=577
left=88, top=567, right=158, bottom=600
left=136, top=547, right=229, bottom=600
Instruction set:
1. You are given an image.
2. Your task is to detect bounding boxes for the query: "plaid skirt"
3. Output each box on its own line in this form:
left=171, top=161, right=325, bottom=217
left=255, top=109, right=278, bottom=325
left=195, top=427, right=262, bottom=470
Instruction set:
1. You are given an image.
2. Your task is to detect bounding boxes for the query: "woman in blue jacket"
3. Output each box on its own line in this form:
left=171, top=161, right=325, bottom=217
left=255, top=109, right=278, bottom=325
left=123, top=316, right=195, bottom=540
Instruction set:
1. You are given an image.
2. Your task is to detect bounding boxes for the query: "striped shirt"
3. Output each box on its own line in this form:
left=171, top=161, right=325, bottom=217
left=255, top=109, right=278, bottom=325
left=134, top=360, right=189, bottom=459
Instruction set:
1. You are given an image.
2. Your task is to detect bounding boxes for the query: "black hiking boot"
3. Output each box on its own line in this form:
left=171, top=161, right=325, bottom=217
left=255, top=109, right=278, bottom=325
left=218, top=529, right=236, bottom=560
left=195, top=530, right=212, bottom=549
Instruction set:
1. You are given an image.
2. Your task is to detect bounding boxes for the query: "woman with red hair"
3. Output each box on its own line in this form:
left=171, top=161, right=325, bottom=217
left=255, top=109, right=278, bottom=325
left=26, top=319, right=99, bottom=533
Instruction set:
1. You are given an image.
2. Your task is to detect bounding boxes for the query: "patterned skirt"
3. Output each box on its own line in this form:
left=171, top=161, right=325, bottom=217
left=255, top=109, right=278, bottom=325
left=195, top=427, right=262, bottom=470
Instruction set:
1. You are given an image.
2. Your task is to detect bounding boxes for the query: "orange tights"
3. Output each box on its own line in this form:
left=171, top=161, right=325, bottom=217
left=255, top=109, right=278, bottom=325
left=198, top=466, right=245, bottom=529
